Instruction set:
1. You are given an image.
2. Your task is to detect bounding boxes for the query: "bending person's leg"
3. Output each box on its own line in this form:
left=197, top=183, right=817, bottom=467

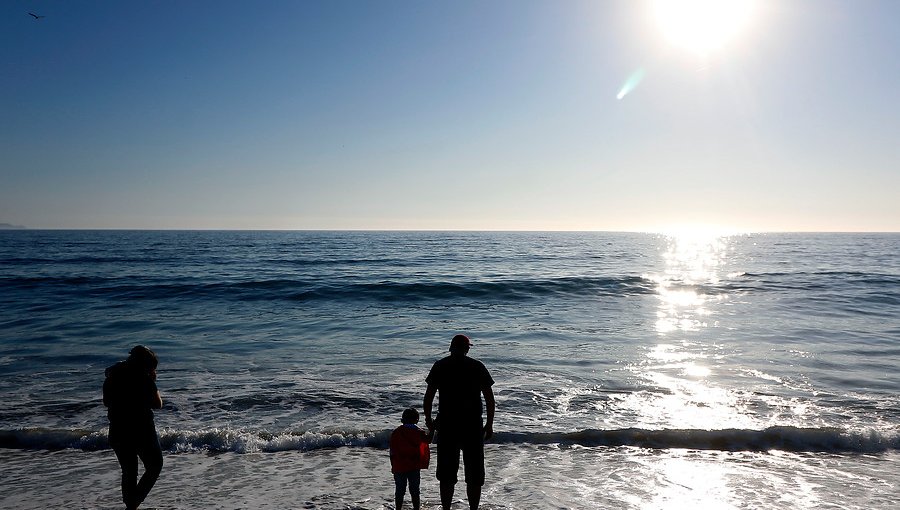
left=113, top=441, right=139, bottom=509
left=134, top=428, right=163, bottom=507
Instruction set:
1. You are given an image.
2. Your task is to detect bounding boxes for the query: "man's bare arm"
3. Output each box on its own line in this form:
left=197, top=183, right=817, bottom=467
left=483, top=385, right=495, bottom=440
left=423, top=384, right=437, bottom=431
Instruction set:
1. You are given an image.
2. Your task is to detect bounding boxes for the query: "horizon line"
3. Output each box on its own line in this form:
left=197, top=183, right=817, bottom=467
left=2, top=227, right=898, bottom=234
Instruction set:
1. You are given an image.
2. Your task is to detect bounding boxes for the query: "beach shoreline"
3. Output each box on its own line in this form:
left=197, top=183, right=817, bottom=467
left=3, top=445, right=899, bottom=509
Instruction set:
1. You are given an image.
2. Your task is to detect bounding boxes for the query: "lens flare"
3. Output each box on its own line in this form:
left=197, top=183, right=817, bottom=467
left=617, top=68, right=647, bottom=100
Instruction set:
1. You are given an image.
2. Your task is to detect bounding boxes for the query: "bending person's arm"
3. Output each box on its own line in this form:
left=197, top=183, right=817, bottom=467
left=151, top=390, right=163, bottom=409
left=482, top=385, right=495, bottom=440
left=150, top=369, right=163, bottom=409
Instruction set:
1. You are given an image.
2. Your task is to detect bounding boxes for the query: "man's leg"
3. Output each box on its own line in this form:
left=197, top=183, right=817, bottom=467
left=436, top=438, right=460, bottom=510
left=440, top=482, right=455, bottom=510
left=462, top=439, right=486, bottom=510
left=466, top=484, right=482, bottom=510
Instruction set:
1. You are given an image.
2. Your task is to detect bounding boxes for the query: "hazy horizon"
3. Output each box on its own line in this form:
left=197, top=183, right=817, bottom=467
left=2, top=226, right=898, bottom=234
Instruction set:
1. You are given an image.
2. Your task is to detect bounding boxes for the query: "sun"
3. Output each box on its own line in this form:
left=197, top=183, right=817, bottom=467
left=651, top=0, right=757, bottom=56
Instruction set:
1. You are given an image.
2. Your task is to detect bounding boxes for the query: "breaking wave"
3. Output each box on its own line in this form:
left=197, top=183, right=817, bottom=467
left=3, top=426, right=897, bottom=454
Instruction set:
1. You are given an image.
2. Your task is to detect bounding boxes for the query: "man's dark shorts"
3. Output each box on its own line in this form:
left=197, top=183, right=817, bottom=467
left=436, top=431, right=485, bottom=486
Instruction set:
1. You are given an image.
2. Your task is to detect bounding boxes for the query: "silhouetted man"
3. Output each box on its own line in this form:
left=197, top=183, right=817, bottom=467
left=423, top=334, right=495, bottom=510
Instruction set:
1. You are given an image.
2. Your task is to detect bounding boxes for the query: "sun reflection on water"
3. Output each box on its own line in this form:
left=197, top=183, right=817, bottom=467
left=609, top=230, right=836, bottom=510
left=637, top=454, right=741, bottom=510
left=647, top=232, right=730, bottom=335
left=623, top=231, right=758, bottom=431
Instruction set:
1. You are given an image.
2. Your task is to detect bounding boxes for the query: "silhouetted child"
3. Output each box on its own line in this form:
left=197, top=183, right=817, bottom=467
left=390, top=408, right=432, bottom=510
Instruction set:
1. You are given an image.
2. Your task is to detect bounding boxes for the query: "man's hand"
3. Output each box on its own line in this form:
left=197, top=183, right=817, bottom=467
left=483, top=423, right=493, bottom=441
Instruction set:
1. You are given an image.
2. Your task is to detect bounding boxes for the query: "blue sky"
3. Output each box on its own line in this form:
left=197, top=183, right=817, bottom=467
left=2, top=0, right=898, bottom=231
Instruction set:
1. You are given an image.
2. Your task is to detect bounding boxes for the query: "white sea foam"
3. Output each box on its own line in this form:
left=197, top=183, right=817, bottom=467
left=3, top=425, right=898, bottom=454
left=2, top=442, right=899, bottom=510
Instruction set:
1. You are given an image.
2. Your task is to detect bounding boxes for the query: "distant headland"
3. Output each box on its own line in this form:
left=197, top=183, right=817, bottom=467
left=0, top=223, right=27, bottom=229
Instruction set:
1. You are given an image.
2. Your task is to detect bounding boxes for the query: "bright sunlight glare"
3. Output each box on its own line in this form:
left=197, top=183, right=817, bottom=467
left=651, top=0, right=757, bottom=56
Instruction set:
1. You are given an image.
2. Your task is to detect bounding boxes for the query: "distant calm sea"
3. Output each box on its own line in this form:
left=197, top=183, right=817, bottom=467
left=1, top=230, right=898, bottom=509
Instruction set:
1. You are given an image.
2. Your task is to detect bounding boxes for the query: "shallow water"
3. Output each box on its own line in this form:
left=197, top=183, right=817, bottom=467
left=2, top=447, right=898, bottom=509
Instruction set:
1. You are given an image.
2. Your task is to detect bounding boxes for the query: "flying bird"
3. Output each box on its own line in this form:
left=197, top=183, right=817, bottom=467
left=29, top=12, right=46, bottom=20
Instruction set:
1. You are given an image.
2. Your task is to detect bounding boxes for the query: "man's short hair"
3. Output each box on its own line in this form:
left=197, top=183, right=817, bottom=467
left=449, top=334, right=472, bottom=351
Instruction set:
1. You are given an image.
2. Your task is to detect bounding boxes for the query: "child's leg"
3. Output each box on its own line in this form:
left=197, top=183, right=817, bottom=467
left=394, top=472, right=408, bottom=509
left=409, top=470, right=422, bottom=510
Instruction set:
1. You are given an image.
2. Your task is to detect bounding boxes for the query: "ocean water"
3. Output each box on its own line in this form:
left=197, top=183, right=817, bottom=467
left=0, top=230, right=898, bottom=509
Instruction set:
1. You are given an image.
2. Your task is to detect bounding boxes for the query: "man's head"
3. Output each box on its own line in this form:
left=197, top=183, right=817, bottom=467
left=449, top=334, right=472, bottom=355
left=401, top=407, right=419, bottom=425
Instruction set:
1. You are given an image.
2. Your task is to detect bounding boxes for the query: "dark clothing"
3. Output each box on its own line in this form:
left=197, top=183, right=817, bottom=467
left=426, top=354, right=494, bottom=487
left=425, top=355, right=494, bottom=435
left=104, top=360, right=162, bottom=508
left=436, top=433, right=485, bottom=486
left=103, top=361, right=159, bottom=428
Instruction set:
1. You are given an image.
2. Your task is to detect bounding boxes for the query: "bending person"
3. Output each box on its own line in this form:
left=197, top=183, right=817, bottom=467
left=103, top=345, right=164, bottom=510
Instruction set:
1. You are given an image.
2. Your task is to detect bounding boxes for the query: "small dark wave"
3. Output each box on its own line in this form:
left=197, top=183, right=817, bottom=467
left=259, top=257, right=408, bottom=267
left=0, top=275, right=656, bottom=303
left=493, top=426, right=899, bottom=453
left=5, top=270, right=896, bottom=305
left=0, top=256, right=183, bottom=265
left=323, top=276, right=655, bottom=301
left=0, top=275, right=101, bottom=288
left=2, top=426, right=896, bottom=454
left=0, top=428, right=110, bottom=451
left=740, top=271, right=900, bottom=289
